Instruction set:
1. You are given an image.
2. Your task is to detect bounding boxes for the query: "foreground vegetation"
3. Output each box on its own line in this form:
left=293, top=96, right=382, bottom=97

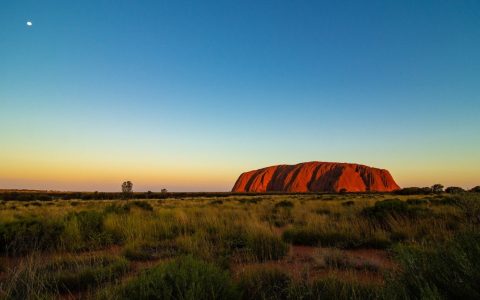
left=0, top=191, right=479, bottom=299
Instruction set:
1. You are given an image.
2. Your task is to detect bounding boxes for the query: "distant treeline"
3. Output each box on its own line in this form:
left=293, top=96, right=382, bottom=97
left=395, top=185, right=480, bottom=195
left=0, top=191, right=263, bottom=201
left=0, top=186, right=479, bottom=201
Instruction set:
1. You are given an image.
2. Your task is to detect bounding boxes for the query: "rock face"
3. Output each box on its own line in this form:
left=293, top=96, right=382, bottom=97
left=232, top=162, right=400, bottom=193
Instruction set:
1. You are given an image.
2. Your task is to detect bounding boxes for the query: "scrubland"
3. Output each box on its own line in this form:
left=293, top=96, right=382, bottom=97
left=0, top=192, right=479, bottom=299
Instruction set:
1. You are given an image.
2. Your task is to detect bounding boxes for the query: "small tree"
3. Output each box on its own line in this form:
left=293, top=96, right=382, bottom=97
left=122, top=181, right=133, bottom=200
left=431, top=184, right=444, bottom=193
left=161, top=188, right=168, bottom=193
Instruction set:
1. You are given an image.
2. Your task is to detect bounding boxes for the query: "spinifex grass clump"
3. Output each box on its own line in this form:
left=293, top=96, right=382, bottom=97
left=117, top=256, right=239, bottom=300
left=282, top=222, right=391, bottom=249
left=361, top=199, right=429, bottom=225
left=238, top=267, right=292, bottom=300
left=0, top=217, right=64, bottom=255
left=62, top=210, right=118, bottom=250
left=238, top=266, right=383, bottom=300
left=244, top=228, right=289, bottom=261
left=282, top=227, right=324, bottom=246
left=1, top=254, right=129, bottom=298
left=42, top=255, right=129, bottom=292
left=275, top=200, right=294, bottom=209
left=310, top=277, right=383, bottom=300
left=122, top=240, right=179, bottom=261
left=266, top=200, right=295, bottom=227
left=387, top=232, right=480, bottom=299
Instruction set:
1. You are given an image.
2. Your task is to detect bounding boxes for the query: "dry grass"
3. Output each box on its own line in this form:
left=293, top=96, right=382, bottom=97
left=0, top=193, right=478, bottom=299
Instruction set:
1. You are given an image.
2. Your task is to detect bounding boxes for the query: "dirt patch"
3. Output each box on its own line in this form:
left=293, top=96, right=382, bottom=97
left=231, top=245, right=395, bottom=283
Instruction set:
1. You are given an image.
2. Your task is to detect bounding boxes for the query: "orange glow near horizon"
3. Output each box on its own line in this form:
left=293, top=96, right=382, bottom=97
left=1, top=154, right=478, bottom=192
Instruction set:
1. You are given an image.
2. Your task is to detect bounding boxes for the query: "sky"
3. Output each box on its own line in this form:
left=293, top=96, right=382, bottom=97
left=1, top=0, right=479, bottom=191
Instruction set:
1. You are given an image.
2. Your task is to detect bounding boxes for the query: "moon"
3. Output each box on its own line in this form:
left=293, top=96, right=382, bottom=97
left=26, top=21, right=32, bottom=27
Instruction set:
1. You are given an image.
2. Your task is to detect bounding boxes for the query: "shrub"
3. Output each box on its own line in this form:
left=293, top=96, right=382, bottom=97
left=431, top=184, right=444, bottom=193
left=283, top=226, right=389, bottom=249
left=342, top=200, right=355, bottom=206
left=470, top=186, right=480, bottom=193
left=117, top=256, right=239, bottom=300
left=238, top=267, right=292, bottom=300
left=282, top=227, right=322, bottom=246
left=445, top=186, right=465, bottom=194
left=0, top=218, right=64, bottom=254
left=429, top=196, right=461, bottom=206
left=395, top=187, right=432, bottom=195
left=361, top=199, right=429, bottom=224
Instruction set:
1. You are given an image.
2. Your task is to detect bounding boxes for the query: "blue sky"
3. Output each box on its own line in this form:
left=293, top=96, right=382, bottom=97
left=1, top=0, right=479, bottom=191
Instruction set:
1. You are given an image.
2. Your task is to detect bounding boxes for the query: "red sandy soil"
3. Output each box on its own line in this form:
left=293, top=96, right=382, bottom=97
left=231, top=245, right=396, bottom=284
left=232, top=161, right=400, bottom=193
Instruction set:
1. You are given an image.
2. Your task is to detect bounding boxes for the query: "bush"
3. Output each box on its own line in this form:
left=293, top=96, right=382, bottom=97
left=361, top=199, right=429, bottom=224
left=470, top=186, right=480, bottom=193
left=0, top=217, right=64, bottom=254
left=342, top=200, right=355, bottom=206
left=282, top=227, right=322, bottom=246
left=429, top=196, right=461, bottom=206
left=395, top=187, right=432, bottom=195
left=445, top=186, right=465, bottom=194
left=238, top=267, right=292, bottom=300
left=388, top=232, right=480, bottom=299
left=117, top=256, right=239, bottom=300
left=283, top=226, right=390, bottom=249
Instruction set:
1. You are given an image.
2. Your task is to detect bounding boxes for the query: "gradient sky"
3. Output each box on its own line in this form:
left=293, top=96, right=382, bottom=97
left=1, top=0, right=479, bottom=191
